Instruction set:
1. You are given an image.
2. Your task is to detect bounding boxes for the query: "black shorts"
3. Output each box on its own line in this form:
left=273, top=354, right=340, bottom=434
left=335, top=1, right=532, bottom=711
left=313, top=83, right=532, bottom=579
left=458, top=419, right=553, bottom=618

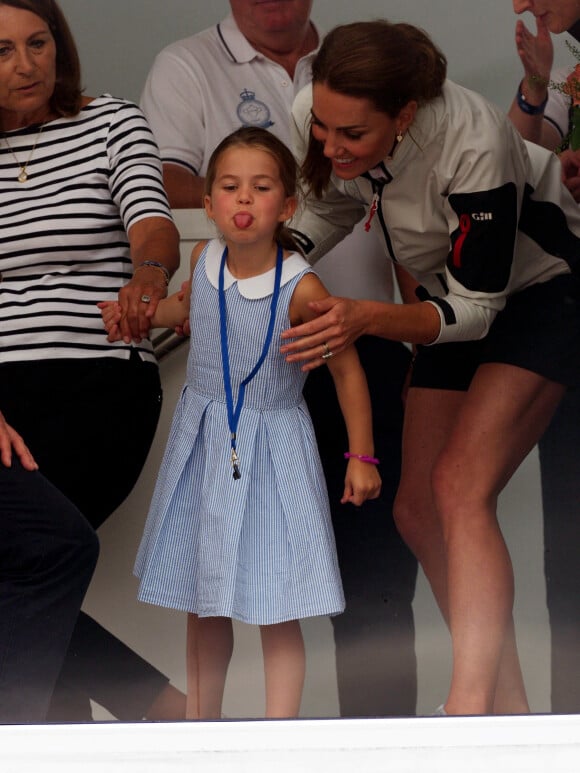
left=410, top=274, right=580, bottom=391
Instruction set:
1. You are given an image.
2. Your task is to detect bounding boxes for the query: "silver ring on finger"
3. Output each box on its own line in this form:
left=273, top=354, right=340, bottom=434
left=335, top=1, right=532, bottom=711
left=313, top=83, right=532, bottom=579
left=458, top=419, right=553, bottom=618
left=321, top=342, right=333, bottom=360
left=140, top=294, right=152, bottom=304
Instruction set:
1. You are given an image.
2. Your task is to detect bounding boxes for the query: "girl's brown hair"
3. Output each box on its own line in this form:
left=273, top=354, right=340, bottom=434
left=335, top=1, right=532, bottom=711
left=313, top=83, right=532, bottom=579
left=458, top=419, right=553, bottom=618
left=303, top=20, right=447, bottom=197
left=0, top=0, right=82, bottom=117
left=205, top=126, right=301, bottom=252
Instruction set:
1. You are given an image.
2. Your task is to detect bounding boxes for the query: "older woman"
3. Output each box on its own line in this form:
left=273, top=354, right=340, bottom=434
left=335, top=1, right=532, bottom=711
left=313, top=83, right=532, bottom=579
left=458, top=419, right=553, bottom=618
left=282, top=20, right=580, bottom=715
left=0, top=0, right=183, bottom=720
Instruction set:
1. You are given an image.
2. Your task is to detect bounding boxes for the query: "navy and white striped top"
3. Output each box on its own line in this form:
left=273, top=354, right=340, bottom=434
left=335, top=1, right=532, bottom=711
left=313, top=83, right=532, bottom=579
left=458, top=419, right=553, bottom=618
left=0, top=95, right=173, bottom=364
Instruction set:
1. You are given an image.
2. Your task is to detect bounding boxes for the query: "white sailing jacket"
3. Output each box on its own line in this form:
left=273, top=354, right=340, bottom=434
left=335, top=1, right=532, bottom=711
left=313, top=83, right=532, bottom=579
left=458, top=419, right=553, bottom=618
left=291, top=80, right=580, bottom=343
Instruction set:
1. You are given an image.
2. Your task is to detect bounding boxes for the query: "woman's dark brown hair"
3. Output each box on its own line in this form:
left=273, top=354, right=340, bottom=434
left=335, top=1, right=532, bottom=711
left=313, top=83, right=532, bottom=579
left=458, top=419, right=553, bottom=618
left=303, top=20, right=447, bottom=197
left=0, top=0, right=82, bottom=116
left=205, top=126, right=302, bottom=252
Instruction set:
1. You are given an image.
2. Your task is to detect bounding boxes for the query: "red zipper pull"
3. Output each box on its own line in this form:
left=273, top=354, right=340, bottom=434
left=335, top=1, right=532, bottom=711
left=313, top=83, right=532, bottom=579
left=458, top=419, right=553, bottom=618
left=364, top=192, right=379, bottom=232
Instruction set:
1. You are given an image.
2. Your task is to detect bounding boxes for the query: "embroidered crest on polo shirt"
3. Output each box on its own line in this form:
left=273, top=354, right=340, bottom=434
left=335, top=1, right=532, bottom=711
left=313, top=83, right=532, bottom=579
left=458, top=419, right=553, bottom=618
left=236, top=89, right=275, bottom=128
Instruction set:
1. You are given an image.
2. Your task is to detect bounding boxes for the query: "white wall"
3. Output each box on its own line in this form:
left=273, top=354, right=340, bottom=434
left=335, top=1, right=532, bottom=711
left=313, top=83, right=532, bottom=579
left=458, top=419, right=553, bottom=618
left=56, top=0, right=571, bottom=719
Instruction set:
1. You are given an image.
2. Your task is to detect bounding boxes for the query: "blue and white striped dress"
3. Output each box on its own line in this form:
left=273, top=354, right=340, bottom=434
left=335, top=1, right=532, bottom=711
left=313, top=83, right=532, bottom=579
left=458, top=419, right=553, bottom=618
left=135, top=239, right=344, bottom=624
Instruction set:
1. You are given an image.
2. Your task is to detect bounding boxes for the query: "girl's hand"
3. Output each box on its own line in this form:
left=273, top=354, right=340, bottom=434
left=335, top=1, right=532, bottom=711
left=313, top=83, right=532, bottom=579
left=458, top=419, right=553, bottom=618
left=515, top=17, right=553, bottom=89
left=341, top=459, right=381, bottom=506
left=175, top=280, right=191, bottom=337
left=0, top=411, right=38, bottom=471
left=280, top=296, right=367, bottom=371
left=97, top=300, right=123, bottom=342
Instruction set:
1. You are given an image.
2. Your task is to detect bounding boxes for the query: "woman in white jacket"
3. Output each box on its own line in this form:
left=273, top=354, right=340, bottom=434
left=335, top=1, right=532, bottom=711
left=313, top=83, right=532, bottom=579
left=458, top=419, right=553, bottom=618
left=281, top=20, right=580, bottom=716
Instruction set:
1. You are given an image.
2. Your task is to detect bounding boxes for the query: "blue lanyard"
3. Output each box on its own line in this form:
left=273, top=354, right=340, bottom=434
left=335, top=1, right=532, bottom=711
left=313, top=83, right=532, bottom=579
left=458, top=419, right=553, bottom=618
left=218, top=243, right=283, bottom=480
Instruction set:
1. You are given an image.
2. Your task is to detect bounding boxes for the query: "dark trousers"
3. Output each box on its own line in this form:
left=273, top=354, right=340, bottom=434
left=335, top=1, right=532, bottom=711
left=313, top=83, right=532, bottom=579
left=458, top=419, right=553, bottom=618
left=540, top=387, right=580, bottom=713
left=304, top=336, right=418, bottom=717
left=0, top=353, right=168, bottom=721
left=0, top=459, right=99, bottom=723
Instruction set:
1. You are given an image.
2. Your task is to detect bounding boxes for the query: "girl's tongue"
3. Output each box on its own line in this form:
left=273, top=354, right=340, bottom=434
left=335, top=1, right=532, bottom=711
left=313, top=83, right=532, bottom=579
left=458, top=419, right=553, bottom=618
left=234, top=212, right=254, bottom=229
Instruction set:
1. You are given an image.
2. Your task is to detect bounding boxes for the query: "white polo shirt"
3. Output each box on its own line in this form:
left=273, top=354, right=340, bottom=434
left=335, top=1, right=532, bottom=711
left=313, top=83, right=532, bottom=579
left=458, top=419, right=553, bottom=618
left=141, top=13, right=316, bottom=176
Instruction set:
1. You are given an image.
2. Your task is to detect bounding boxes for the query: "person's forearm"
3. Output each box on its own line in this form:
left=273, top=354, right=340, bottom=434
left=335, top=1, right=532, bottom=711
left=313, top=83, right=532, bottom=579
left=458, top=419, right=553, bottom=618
left=332, top=365, right=375, bottom=458
left=507, top=80, right=562, bottom=150
left=327, top=346, right=376, bottom=458
left=508, top=95, right=546, bottom=146
left=280, top=295, right=441, bottom=371
left=163, top=164, right=206, bottom=209
left=510, top=16, right=554, bottom=146
left=129, top=216, right=180, bottom=277
left=394, top=263, right=420, bottom=305
left=363, top=299, right=440, bottom=346
left=150, top=292, right=189, bottom=330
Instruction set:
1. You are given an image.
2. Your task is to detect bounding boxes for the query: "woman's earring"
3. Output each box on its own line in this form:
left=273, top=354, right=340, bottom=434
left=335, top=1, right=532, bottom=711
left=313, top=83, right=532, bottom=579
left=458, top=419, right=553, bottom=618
left=387, top=128, right=405, bottom=160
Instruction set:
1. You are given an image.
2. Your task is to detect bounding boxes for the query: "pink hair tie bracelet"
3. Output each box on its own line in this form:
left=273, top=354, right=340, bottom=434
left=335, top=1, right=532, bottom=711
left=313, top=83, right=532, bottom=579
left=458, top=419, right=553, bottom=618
left=344, top=452, right=380, bottom=465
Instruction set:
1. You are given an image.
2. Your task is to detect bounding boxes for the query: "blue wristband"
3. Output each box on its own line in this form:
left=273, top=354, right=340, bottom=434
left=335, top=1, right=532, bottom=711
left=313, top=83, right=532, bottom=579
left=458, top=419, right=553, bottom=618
left=516, top=80, right=548, bottom=116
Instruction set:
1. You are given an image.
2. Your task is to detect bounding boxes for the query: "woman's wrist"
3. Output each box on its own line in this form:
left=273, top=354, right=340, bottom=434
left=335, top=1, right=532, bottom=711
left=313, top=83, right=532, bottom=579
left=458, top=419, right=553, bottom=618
left=134, top=260, right=171, bottom=285
left=517, top=78, right=548, bottom=114
left=361, top=298, right=387, bottom=339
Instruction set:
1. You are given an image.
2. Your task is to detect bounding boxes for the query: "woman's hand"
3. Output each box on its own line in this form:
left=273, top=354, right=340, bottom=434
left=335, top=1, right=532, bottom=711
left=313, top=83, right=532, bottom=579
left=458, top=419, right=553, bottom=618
left=119, top=215, right=180, bottom=344
left=116, top=268, right=167, bottom=344
left=341, top=459, right=381, bottom=506
left=515, top=17, right=553, bottom=90
left=280, top=296, right=368, bottom=371
left=0, top=411, right=38, bottom=471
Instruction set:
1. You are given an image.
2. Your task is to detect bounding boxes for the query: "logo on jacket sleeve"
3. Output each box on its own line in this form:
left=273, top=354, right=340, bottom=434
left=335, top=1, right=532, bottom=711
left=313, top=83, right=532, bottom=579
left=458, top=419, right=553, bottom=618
left=236, top=89, right=274, bottom=128
left=448, top=184, right=517, bottom=292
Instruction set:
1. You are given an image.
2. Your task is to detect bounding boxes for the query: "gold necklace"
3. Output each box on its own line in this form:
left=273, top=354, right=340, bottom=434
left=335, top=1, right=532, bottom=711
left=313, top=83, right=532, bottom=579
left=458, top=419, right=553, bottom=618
left=3, top=123, right=45, bottom=183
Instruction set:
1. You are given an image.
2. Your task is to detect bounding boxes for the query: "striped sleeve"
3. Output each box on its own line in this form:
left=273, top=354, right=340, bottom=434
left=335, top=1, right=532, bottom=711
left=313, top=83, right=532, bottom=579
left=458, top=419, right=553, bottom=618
left=106, top=101, right=173, bottom=230
left=0, top=96, right=172, bottom=364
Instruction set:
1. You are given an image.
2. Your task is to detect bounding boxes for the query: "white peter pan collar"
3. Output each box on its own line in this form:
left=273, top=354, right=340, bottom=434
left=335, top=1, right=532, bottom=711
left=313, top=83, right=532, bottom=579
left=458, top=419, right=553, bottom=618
left=204, top=239, right=309, bottom=299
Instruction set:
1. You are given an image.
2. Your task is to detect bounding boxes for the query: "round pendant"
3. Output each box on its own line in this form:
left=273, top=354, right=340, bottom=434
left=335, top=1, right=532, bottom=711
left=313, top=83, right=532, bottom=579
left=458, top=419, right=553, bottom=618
left=18, top=169, right=28, bottom=183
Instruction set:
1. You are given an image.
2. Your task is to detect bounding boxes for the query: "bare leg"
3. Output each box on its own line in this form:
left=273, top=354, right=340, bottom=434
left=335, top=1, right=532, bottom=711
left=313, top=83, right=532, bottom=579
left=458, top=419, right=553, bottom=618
left=186, top=614, right=234, bottom=719
left=394, top=386, right=464, bottom=619
left=492, top=617, right=528, bottom=714
left=432, top=364, right=564, bottom=715
left=260, top=620, right=305, bottom=718
left=145, top=683, right=187, bottom=720
left=395, top=368, right=563, bottom=715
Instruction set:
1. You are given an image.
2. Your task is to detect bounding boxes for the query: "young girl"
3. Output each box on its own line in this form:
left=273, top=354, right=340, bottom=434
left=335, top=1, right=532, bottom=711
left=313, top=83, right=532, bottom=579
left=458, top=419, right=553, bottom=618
left=100, top=127, right=381, bottom=720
